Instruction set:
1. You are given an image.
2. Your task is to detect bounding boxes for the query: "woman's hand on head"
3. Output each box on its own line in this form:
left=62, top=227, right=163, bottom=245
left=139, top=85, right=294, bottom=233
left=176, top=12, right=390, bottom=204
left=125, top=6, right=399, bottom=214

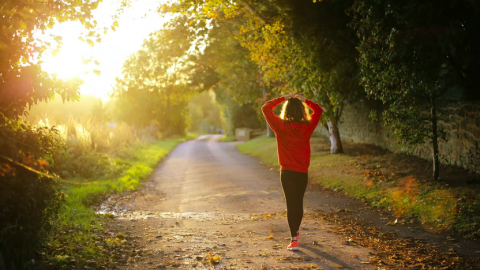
left=284, top=94, right=294, bottom=100
left=295, top=94, right=306, bottom=102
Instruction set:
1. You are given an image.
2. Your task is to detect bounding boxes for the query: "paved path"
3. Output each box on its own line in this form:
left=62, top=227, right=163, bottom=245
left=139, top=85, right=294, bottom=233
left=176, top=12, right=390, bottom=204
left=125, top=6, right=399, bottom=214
left=107, top=135, right=375, bottom=269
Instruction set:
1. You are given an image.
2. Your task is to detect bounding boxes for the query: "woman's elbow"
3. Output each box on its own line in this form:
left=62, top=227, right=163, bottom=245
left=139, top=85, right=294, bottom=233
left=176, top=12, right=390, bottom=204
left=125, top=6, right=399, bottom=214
left=261, top=105, right=269, bottom=112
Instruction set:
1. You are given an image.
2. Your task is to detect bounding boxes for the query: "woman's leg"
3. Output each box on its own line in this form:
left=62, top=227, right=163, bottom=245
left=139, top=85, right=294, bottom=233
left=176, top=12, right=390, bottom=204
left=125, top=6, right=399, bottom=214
left=280, top=170, right=308, bottom=238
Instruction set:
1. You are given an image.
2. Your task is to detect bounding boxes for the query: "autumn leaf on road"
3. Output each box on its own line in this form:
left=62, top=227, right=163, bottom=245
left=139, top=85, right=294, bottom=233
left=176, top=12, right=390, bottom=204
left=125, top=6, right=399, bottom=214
left=202, top=252, right=221, bottom=264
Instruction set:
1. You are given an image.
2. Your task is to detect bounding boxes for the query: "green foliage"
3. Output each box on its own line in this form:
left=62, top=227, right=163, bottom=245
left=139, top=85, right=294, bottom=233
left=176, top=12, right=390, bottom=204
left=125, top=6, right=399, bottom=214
left=25, top=95, right=111, bottom=124
left=454, top=195, right=480, bottom=240
left=236, top=0, right=361, bottom=114
left=239, top=135, right=480, bottom=239
left=0, top=0, right=106, bottom=119
left=0, top=116, right=65, bottom=269
left=45, top=138, right=184, bottom=268
left=188, top=91, right=223, bottom=133
left=219, top=135, right=237, bottom=142
left=54, top=149, right=120, bottom=180
left=160, top=0, right=363, bottom=152
left=215, top=87, right=263, bottom=136
left=350, top=0, right=480, bottom=179
left=29, top=116, right=139, bottom=179
left=113, top=17, right=197, bottom=137
left=236, top=135, right=278, bottom=167
left=0, top=167, right=65, bottom=269
left=90, top=99, right=111, bottom=123
left=200, top=21, right=264, bottom=105
left=351, top=0, right=453, bottom=144
left=0, top=1, right=105, bottom=265
left=0, top=115, right=63, bottom=163
left=188, top=19, right=266, bottom=134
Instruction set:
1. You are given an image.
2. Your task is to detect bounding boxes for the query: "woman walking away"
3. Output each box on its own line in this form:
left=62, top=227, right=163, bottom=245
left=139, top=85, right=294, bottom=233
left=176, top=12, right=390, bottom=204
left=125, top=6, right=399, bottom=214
left=261, top=94, right=322, bottom=251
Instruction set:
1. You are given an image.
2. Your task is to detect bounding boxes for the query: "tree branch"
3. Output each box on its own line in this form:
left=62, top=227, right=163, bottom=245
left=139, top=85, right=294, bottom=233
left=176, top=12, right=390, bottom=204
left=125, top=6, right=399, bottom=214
left=236, top=0, right=268, bottom=25
left=0, top=154, right=98, bottom=186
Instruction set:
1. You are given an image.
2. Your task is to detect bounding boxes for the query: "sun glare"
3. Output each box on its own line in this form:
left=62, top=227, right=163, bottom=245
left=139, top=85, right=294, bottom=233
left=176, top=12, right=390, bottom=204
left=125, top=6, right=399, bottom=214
left=39, top=0, right=169, bottom=100
left=41, top=23, right=92, bottom=79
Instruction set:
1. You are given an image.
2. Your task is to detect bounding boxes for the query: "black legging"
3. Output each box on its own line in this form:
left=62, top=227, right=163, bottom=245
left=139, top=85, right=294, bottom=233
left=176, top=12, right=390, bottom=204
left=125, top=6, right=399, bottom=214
left=280, top=170, right=308, bottom=238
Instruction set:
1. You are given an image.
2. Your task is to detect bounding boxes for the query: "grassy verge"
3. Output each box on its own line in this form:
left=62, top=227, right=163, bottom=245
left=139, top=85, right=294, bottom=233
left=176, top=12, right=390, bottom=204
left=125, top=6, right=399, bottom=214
left=44, top=136, right=194, bottom=269
left=219, top=135, right=237, bottom=142
left=237, top=135, right=480, bottom=240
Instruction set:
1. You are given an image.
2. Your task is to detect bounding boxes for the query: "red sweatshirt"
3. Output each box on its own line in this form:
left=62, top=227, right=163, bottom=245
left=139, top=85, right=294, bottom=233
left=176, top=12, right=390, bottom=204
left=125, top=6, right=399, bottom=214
left=261, top=97, right=323, bottom=173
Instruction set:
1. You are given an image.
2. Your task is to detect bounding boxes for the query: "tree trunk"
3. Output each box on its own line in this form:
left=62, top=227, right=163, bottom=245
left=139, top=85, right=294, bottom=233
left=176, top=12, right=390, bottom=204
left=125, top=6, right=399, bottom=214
left=431, top=97, right=440, bottom=180
left=266, top=122, right=275, bottom=137
left=262, top=86, right=275, bottom=138
left=327, top=120, right=343, bottom=154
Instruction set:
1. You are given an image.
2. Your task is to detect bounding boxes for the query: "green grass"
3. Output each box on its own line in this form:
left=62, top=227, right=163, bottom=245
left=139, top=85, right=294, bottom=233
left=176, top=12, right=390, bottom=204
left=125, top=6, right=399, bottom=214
left=219, top=135, right=237, bottom=142
left=236, top=135, right=277, bottom=165
left=238, top=135, right=480, bottom=240
left=45, top=136, right=195, bottom=268
left=236, top=135, right=373, bottom=200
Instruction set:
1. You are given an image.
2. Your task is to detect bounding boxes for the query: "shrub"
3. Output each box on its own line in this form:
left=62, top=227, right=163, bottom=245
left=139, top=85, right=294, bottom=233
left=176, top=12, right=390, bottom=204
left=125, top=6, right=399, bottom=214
left=0, top=163, right=64, bottom=269
left=0, top=115, right=65, bottom=269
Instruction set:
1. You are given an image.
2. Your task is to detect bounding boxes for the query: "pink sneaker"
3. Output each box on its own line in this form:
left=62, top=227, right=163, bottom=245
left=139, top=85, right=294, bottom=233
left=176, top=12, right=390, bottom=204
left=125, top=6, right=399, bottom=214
left=287, top=240, right=299, bottom=251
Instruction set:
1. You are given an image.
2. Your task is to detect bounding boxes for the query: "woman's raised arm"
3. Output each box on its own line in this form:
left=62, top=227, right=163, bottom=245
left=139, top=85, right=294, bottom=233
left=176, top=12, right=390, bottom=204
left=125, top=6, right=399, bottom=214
left=305, top=99, right=323, bottom=129
left=261, top=96, right=289, bottom=133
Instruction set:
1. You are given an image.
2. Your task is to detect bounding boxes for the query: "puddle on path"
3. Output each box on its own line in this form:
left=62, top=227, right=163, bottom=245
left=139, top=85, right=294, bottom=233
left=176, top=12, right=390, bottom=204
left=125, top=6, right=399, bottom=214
left=97, top=210, right=252, bottom=221
left=96, top=194, right=285, bottom=222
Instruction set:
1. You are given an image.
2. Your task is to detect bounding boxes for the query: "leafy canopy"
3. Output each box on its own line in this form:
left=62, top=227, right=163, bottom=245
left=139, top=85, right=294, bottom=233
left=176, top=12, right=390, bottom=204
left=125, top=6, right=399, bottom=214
left=350, top=0, right=478, bottom=146
left=160, top=0, right=362, bottom=124
left=113, top=17, right=197, bottom=136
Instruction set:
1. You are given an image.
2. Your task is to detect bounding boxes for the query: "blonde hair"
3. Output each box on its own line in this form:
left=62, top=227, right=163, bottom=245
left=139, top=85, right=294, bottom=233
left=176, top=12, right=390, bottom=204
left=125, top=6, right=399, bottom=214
left=279, top=98, right=311, bottom=123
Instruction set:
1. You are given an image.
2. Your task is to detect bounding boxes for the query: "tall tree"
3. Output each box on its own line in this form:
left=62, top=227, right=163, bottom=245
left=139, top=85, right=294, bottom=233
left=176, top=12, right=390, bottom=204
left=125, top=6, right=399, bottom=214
left=112, top=17, right=196, bottom=136
left=350, top=0, right=480, bottom=180
left=0, top=0, right=105, bottom=119
left=187, top=18, right=266, bottom=136
left=0, top=0, right=117, bottom=161
left=0, top=0, right=106, bottom=267
left=161, top=0, right=362, bottom=153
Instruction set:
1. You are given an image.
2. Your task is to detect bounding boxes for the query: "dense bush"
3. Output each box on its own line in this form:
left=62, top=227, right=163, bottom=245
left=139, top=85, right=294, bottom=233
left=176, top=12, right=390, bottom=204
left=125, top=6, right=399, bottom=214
left=53, top=149, right=120, bottom=179
left=31, top=116, right=147, bottom=180
left=0, top=162, right=64, bottom=269
left=0, top=114, right=149, bottom=268
left=0, top=114, right=65, bottom=268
